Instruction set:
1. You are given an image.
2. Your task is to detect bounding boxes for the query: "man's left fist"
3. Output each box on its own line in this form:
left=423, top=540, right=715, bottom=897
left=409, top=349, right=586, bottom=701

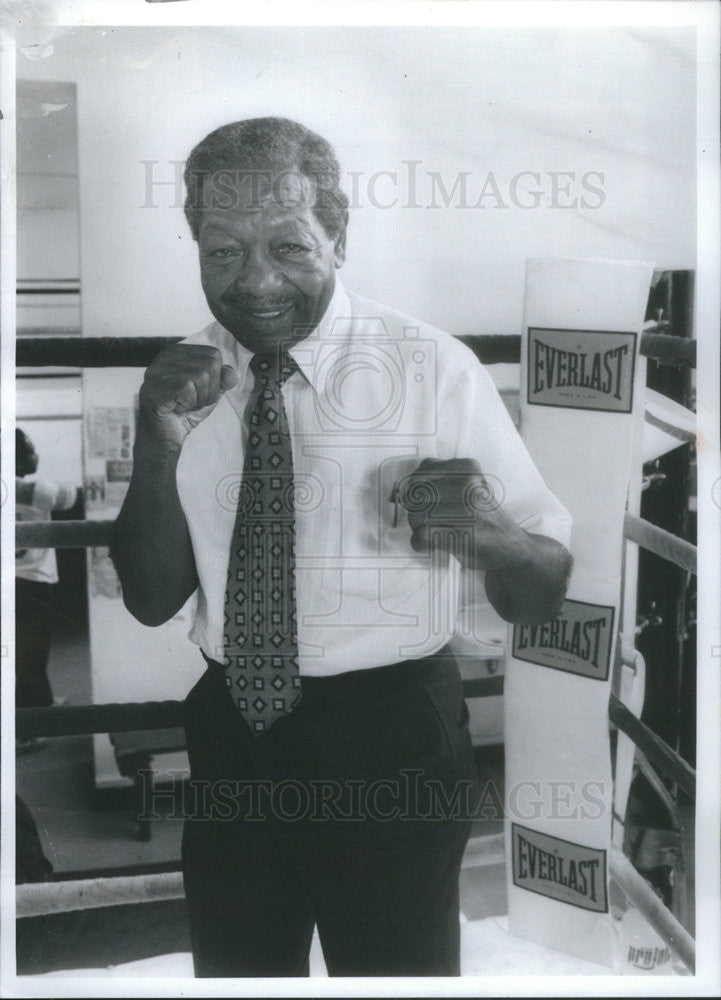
left=399, top=457, right=523, bottom=571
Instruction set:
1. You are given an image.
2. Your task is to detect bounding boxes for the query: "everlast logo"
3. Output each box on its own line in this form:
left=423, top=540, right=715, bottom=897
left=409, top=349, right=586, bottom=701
left=513, top=598, right=614, bottom=681
left=527, top=328, right=636, bottom=413
left=534, top=341, right=628, bottom=398
left=512, top=823, right=608, bottom=913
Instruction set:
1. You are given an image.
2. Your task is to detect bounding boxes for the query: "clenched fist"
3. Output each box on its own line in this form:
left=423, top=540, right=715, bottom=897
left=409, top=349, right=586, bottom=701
left=138, top=344, right=238, bottom=446
left=399, top=457, right=524, bottom=572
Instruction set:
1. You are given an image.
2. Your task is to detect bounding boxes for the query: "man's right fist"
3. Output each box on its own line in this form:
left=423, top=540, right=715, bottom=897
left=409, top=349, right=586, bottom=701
left=138, top=344, right=238, bottom=446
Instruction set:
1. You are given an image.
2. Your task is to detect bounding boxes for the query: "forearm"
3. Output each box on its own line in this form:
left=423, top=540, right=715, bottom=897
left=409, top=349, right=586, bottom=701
left=111, top=429, right=198, bottom=626
left=483, top=532, right=572, bottom=625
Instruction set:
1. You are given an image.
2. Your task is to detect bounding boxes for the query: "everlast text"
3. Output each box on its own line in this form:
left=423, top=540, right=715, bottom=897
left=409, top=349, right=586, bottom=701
left=512, top=823, right=608, bottom=913
left=527, top=328, right=636, bottom=412
left=512, top=598, right=614, bottom=680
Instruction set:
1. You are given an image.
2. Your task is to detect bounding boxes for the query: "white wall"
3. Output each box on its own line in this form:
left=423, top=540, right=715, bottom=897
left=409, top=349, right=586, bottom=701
left=17, top=25, right=696, bottom=341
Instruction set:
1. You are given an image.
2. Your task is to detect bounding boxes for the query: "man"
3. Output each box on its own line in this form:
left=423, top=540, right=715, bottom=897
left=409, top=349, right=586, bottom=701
left=112, top=117, right=572, bottom=977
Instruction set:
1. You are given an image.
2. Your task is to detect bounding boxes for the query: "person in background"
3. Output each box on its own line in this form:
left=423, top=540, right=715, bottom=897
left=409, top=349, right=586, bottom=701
left=15, top=428, right=78, bottom=747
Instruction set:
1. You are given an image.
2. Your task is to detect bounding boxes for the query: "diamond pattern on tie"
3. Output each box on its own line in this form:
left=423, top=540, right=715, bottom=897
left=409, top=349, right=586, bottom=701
left=223, top=352, right=302, bottom=735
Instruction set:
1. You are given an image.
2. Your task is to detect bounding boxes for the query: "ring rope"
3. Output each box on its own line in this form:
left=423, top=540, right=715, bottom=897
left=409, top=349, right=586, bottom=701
left=11, top=834, right=508, bottom=922
left=17, top=331, right=696, bottom=369
left=16, top=839, right=694, bottom=974
left=16, top=513, right=699, bottom=580
left=16, top=519, right=114, bottom=550
left=15, top=681, right=500, bottom=737
left=17, top=336, right=183, bottom=369
left=638, top=331, right=696, bottom=368
left=16, top=701, right=185, bottom=739
left=610, top=847, right=695, bottom=974
left=644, top=408, right=695, bottom=444
left=609, top=694, right=695, bottom=800
left=16, top=871, right=184, bottom=919
left=623, top=513, right=697, bottom=575
left=16, top=834, right=502, bottom=919
left=20, top=696, right=695, bottom=800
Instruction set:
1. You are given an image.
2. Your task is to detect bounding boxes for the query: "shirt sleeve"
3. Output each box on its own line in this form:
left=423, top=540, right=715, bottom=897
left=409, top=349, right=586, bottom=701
left=442, top=353, right=572, bottom=549
left=440, top=352, right=572, bottom=648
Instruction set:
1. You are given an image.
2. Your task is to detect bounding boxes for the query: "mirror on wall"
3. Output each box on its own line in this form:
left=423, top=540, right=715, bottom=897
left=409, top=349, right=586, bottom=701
left=16, top=78, right=83, bottom=482
left=16, top=78, right=81, bottom=337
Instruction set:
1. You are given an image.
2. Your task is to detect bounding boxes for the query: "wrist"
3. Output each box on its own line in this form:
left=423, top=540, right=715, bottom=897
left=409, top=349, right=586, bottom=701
left=466, top=516, right=532, bottom=574
left=134, top=417, right=185, bottom=463
left=136, top=409, right=187, bottom=452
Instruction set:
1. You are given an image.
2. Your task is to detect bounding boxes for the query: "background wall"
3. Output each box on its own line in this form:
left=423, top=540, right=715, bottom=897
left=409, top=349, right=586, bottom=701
left=17, top=25, right=696, bottom=340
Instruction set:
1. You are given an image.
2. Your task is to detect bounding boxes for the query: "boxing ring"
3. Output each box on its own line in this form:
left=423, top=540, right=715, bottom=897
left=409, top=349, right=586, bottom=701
left=14, top=319, right=697, bottom=974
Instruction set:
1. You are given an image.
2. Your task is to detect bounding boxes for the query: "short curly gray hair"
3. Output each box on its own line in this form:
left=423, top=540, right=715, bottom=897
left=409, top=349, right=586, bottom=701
left=183, top=117, right=349, bottom=242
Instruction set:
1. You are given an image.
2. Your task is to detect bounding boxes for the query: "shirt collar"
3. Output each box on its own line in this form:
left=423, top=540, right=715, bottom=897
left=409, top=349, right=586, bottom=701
left=288, top=277, right=350, bottom=394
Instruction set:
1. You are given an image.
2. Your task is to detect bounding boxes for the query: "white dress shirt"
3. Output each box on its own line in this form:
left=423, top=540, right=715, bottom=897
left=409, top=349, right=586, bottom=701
left=176, top=279, right=572, bottom=675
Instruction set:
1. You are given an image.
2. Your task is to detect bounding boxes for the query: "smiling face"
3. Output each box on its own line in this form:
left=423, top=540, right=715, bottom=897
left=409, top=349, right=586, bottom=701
left=197, top=171, right=346, bottom=355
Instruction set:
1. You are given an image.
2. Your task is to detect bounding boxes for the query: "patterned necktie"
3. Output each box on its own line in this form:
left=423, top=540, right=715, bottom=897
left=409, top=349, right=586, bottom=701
left=223, top=351, right=302, bottom=735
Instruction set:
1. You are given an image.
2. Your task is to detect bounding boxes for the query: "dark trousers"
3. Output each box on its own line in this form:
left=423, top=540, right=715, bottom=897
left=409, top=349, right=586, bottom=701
left=15, top=578, right=53, bottom=709
left=181, top=647, right=475, bottom=977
